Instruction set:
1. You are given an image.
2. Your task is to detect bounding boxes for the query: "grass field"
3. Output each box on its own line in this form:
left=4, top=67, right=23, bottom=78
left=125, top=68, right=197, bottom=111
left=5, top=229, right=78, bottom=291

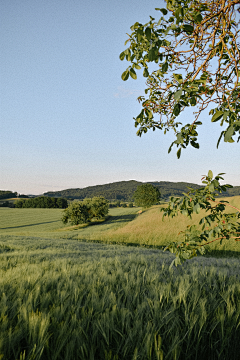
left=1, top=197, right=239, bottom=255
left=0, top=207, right=140, bottom=238
left=0, top=200, right=240, bottom=359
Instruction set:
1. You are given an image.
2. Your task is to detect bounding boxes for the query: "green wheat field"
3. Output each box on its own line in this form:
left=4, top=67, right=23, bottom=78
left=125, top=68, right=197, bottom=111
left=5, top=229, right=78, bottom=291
left=0, top=198, right=240, bottom=359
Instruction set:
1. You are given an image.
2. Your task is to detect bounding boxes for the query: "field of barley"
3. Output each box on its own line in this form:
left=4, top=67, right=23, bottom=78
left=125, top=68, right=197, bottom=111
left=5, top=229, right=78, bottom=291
left=0, top=198, right=240, bottom=359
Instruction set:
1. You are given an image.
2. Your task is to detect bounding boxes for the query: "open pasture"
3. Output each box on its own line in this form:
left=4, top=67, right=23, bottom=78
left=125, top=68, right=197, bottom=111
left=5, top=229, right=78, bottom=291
left=0, top=207, right=140, bottom=239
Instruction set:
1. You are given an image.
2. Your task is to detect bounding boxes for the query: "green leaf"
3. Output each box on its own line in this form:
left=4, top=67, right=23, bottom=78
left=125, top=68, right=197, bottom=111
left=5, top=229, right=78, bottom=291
left=177, top=148, right=182, bottom=159
left=155, top=8, right=168, bottom=15
left=174, top=90, right=182, bottom=101
left=222, top=111, right=229, bottom=121
left=121, top=70, right=129, bottom=81
left=183, top=24, right=194, bottom=34
left=176, top=133, right=183, bottom=144
left=162, top=62, right=168, bottom=72
left=211, top=111, right=224, bottom=122
left=173, top=103, right=181, bottom=116
left=130, top=68, right=137, bottom=79
left=208, top=170, right=213, bottom=180
left=168, top=141, right=175, bottom=153
left=209, top=183, right=214, bottom=192
left=119, top=51, right=125, bottom=61
left=175, top=8, right=181, bottom=22
left=143, top=68, right=149, bottom=77
left=133, top=63, right=141, bottom=70
left=148, top=47, right=158, bottom=61
left=190, top=97, right=196, bottom=106
left=137, top=28, right=144, bottom=42
left=224, top=125, right=234, bottom=142
left=190, top=141, right=199, bottom=149
left=145, top=108, right=153, bottom=119
left=173, top=73, right=183, bottom=83
left=193, top=203, right=200, bottom=214
left=195, top=13, right=203, bottom=23
left=217, top=131, right=224, bottom=148
left=145, top=27, right=151, bottom=41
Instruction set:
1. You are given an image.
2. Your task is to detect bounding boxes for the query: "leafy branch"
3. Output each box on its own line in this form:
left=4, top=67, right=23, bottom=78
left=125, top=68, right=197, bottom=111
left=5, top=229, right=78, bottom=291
left=161, top=170, right=240, bottom=267
left=120, top=0, right=240, bottom=157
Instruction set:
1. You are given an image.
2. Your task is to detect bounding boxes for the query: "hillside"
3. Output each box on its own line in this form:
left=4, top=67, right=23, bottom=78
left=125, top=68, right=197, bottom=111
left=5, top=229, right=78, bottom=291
left=0, top=190, right=17, bottom=200
left=43, top=180, right=240, bottom=201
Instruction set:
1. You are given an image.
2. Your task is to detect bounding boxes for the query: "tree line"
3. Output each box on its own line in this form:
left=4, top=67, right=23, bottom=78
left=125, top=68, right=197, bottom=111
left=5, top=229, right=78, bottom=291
left=15, top=196, right=68, bottom=209
left=0, top=191, right=17, bottom=200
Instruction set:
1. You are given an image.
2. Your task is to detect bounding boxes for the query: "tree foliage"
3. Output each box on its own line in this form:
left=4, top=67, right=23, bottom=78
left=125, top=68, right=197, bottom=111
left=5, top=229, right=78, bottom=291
left=120, top=0, right=240, bottom=158
left=0, top=191, right=17, bottom=200
left=162, top=170, right=240, bottom=267
left=62, top=196, right=109, bottom=226
left=15, top=196, right=68, bottom=209
left=62, top=201, right=91, bottom=225
left=120, top=0, right=240, bottom=265
left=133, top=183, right=161, bottom=208
left=83, top=196, right=109, bottom=220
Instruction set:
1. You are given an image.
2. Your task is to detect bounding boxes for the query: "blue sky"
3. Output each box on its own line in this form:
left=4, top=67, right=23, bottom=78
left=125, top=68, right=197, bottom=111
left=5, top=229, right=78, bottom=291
left=1, top=0, right=239, bottom=195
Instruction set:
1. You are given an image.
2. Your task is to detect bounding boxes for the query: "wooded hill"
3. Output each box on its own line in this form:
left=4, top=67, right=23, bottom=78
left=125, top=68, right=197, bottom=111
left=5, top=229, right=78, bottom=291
left=0, top=190, right=17, bottom=200
left=44, top=180, right=240, bottom=201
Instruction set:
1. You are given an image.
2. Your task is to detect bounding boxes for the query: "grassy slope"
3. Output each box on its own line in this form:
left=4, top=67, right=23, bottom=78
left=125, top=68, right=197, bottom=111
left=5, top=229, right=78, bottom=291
left=0, top=207, right=140, bottom=239
left=0, top=208, right=64, bottom=234
left=86, top=196, right=240, bottom=254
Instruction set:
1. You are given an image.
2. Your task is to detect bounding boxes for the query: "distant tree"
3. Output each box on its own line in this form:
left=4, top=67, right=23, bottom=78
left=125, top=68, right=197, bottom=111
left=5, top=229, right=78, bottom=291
left=128, top=202, right=134, bottom=208
left=121, top=203, right=127, bottom=208
left=0, top=201, right=9, bottom=207
left=88, top=196, right=109, bottom=219
left=15, top=199, right=25, bottom=208
left=62, top=196, right=109, bottom=226
left=133, top=184, right=161, bottom=208
left=14, top=196, right=68, bottom=209
left=56, top=197, right=68, bottom=209
left=0, top=191, right=17, bottom=200
left=115, top=200, right=121, bottom=207
left=62, top=201, right=90, bottom=225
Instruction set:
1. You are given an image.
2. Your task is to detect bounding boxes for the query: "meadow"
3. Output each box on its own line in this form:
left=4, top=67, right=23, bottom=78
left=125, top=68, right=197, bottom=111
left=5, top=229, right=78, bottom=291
left=0, top=199, right=240, bottom=359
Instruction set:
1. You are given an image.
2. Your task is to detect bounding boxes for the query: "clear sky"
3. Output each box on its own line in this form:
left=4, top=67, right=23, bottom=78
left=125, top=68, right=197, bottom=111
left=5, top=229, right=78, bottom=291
left=1, top=0, right=239, bottom=195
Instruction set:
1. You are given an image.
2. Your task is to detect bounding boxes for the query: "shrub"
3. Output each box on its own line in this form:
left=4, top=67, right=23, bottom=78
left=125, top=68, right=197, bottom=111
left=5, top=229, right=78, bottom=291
left=133, top=184, right=161, bottom=209
left=62, top=196, right=109, bottom=225
left=62, top=201, right=90, bottom=225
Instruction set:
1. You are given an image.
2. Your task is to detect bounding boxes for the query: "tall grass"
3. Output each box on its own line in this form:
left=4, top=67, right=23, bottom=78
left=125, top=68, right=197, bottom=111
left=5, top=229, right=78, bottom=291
left=0, top=236, right=240, bottom=359
left=89, top=197, right=240, bottom=254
